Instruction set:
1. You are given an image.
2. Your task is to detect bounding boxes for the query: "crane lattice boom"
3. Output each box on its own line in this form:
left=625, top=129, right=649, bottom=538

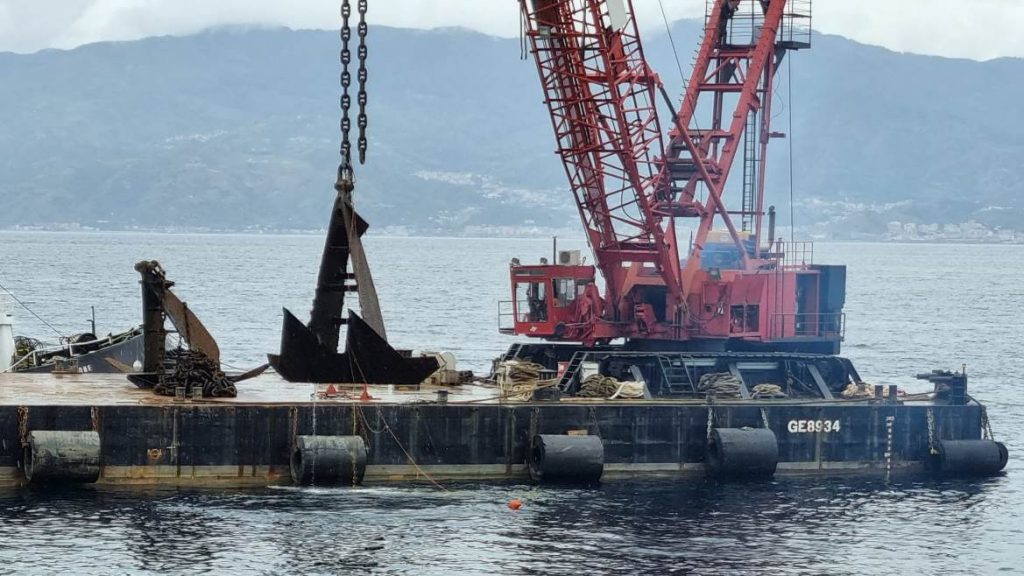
left=507, top=0, right=844, bottom=354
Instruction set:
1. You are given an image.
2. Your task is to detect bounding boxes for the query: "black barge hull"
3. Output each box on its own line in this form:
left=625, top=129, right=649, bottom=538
left=0, top=373, right=1001, bottom=486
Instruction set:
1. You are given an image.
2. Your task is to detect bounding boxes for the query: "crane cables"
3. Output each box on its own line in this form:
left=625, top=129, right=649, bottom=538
left=0, top=279, right=65, bottom=340
left=339, top=0, right=369, bottom=174
left=787, top=53, right=795, bottom=246
left=657, top=0, right=687, bottom=88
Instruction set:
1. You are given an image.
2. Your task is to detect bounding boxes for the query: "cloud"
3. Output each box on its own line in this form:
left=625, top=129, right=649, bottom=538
left=0, top=0, right=94, bottom=53
left=813, top=0, right=1024, bottom=60
left=0, top=0, right=1022, bottom=61
left=51, top=0, right=337, bottom=50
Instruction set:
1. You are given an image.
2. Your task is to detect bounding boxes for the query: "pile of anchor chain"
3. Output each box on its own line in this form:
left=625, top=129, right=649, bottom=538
left=340, top=0, right=369, bottom=166
left=154, top=349, right=237, bottom=398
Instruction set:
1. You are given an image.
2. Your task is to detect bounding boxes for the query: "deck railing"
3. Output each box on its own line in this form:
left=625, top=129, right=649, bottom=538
left=769, top=312, right=845, bottom=340
left=767, top=240, right=814, bottom=269
left=498, top=300, right=516, bottom=334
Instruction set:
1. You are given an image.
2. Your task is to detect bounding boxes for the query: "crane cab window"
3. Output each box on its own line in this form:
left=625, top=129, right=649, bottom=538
left=552, top=277, right=588, bottom=307
left=552, top=278, right=573, bottom=307
left=516, top=281, right=548, bottom=322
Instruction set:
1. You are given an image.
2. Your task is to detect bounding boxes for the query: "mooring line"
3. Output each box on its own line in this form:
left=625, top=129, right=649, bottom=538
left=349, top=348, right=447, bottom=491
left=355, top=403, right=448, bottom=492
left=0, top=280, right=65, bottom=339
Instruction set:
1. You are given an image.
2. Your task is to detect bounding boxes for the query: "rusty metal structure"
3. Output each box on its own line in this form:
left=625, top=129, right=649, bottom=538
left=136, top=260, right=220, bottom=375
left=132, top=260, right=263, bottom=396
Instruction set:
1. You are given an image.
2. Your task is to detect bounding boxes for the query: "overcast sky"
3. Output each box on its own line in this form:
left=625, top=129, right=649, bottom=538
left=1, top=0, right=1022, bottom=61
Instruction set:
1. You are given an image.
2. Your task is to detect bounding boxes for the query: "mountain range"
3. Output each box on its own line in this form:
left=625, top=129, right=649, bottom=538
left=1, top=22, right=1021, bottom=238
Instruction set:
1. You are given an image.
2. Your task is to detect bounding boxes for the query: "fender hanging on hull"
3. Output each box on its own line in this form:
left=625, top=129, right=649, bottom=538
left=24, top=430, right=101, bottom=484
left=528, top=434, right=604, bottom=484
left=927, top=439, right=1008, bottom=476
left=706, top=427, right=779, bottom=479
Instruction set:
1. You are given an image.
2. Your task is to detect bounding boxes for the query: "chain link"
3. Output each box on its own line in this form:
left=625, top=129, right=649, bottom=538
left=705, top=400, right=715, bottom=441
left=884, top=415, right=895, bottom=481
left=926, top=407, right=937, bottom=455
left=981, top=406, right=994, bottom=440
left=17, top=405, right=29, bottom=448
left=356, top=0, right=369, bottom=164
left=338, top=0, right=368, bottom=170
left=339, top=0, right=353, bottom=169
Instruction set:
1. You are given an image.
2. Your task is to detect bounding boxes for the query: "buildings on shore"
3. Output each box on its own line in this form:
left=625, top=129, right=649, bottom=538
left=885, top=221, right=1019, bottom=243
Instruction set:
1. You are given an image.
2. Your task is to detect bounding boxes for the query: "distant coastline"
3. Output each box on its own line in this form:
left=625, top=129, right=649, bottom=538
left=3, top=225, right=1022, bottom=245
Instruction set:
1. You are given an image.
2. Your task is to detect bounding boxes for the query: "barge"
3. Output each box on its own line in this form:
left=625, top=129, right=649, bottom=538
left=0, top=352, right=1006, bottom=487
left=0, top=1, right=1008, bottom=489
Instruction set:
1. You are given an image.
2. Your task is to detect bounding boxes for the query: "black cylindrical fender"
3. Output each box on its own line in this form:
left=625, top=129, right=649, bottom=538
left=528, top=434, right=604, bottom=484
left=24, top=430, right=101, bottom=484
left=928, top=439, right=1008, bottom=476
left=291, top=435, right=367, bottom=486
left=706, top=427, right=779, bottom=479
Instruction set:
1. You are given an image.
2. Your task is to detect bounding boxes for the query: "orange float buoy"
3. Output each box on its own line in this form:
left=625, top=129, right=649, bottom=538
left=507, top=499, right=523, bottom=510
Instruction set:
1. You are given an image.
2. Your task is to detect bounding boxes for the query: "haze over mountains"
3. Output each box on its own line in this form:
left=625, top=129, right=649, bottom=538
left=1, top=22, right=1021, bottom=239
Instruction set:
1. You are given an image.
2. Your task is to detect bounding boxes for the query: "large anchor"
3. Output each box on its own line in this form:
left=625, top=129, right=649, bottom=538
left=268, top=1, right=437, bottom=385
left=268, top=167, right=437, bottom=384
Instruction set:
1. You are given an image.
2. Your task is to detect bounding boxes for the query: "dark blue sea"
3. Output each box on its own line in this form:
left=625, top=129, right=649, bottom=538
left=1, top=232, right=1022, bottom=574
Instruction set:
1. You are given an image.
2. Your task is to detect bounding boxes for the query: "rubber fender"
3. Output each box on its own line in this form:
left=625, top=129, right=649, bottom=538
left=528, top=434, right=604, bottom=484
left=928, top=439, right=1008, bottom=476
left=24, top=430, right=101, bottom=484
left=706, top=427, right=779, bottom=479
left=291, top=435, right=367, bottom=486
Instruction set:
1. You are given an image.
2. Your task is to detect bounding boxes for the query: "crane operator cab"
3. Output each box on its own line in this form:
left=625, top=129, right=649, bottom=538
left=500, top=251, right=595, bottom=338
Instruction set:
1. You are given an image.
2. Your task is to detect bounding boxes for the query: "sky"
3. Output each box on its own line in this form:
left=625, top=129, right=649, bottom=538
left=0, top=0, right=1022, bottom=61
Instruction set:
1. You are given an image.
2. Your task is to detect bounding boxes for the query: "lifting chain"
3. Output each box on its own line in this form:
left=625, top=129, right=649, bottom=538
left=356, top=0, right=369, bottom=164
left=340, top=0, right=352, bottom=169
left=338, top=0, right=369, bottom=175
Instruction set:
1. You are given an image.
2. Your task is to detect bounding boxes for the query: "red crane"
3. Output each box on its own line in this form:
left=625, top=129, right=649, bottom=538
left=504, top=0, right=845, bottom=354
